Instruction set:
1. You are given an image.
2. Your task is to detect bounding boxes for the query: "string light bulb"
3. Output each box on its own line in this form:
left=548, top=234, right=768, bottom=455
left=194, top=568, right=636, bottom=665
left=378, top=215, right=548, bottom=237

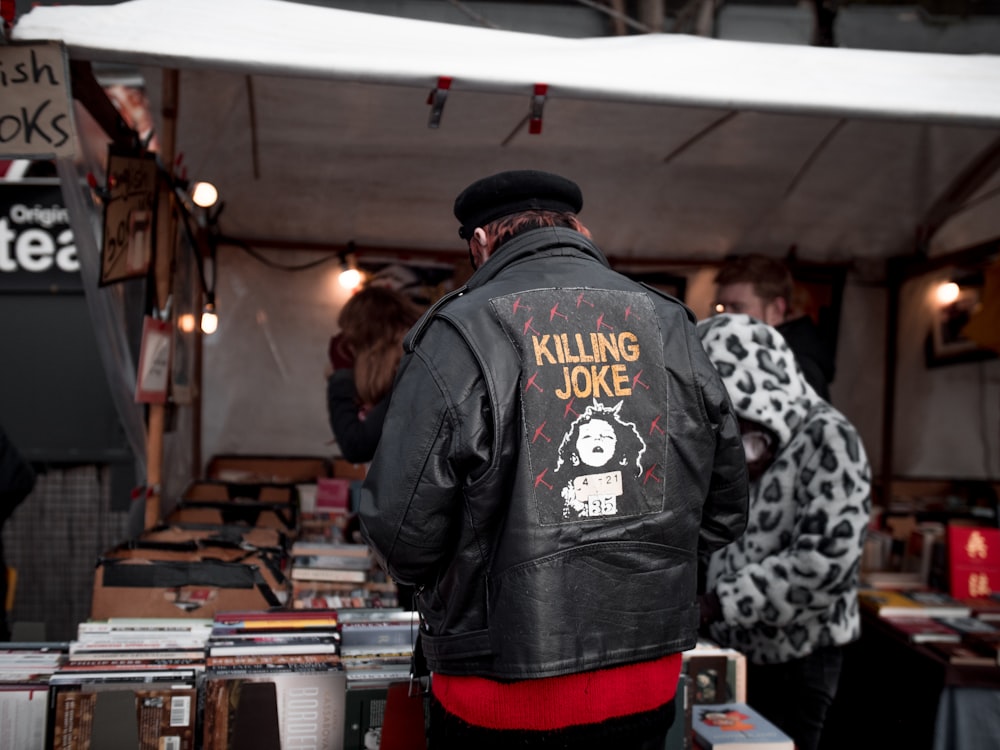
left=191, top=181, right=219, bottom=209
left=338, top=252, right=363, bottom=291
left=178, top=313, right=197, bottom=333
left=201, top=302, right=219, bottom=335
left=935, top=281, right=961, bottom=307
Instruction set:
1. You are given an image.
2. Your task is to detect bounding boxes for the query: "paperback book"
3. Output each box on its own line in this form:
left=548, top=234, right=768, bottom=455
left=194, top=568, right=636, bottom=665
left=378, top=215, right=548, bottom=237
left=928, top=641, right=999, bottom=667
left=201, top=667, right=346, bottom=750
left=881, top=616, right=961, bottom=644
left=858, top=588, right=972, bottom=619
left=208, top=634, right=339, bottom=657
left=51, top=684, right=197, bottom=750
left=692, top=702, right=794, bottom=750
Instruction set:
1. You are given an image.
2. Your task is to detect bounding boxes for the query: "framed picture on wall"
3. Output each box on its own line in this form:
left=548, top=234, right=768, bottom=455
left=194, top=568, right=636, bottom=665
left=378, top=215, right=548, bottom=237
left=925, top=274, right=999, bottom=368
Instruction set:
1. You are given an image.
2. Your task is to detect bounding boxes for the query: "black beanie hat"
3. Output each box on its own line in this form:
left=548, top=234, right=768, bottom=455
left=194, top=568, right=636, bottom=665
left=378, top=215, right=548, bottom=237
left=454, top=169, right=583, bottom=240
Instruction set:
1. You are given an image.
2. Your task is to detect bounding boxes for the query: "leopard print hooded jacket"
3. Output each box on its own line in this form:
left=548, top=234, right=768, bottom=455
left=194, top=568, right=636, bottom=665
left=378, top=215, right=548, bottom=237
left=696, top=313, right=871, bottom=664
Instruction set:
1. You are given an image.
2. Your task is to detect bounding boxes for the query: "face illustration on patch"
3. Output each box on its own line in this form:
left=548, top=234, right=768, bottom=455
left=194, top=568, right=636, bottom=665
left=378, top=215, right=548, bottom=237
left=576, top=418, right=618, bottom=468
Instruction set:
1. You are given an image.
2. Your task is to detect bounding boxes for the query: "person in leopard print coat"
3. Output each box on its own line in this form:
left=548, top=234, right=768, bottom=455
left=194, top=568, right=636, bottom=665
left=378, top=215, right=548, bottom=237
left=696, top=313, right=871, bottom=750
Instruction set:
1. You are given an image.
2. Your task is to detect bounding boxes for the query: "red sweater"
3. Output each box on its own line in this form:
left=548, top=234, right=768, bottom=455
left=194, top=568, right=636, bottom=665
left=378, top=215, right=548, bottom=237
left=431, top=653, right=682, bottom=731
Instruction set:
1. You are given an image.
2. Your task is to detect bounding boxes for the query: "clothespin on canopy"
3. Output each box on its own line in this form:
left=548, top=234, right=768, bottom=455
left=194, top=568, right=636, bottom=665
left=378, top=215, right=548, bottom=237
left=427, top=76, right=452, bottom=129
left=529, top=84, right=548, bottom=135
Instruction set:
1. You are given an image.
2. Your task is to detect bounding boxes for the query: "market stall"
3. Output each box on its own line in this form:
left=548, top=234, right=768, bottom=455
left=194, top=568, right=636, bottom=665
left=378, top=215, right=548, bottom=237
left=6, top=0, right=1000, bottom=506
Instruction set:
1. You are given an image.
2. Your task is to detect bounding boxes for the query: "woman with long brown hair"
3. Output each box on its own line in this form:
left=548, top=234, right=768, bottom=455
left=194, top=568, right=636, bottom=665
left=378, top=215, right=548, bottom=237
left=326, top=284, right=424, bottom=464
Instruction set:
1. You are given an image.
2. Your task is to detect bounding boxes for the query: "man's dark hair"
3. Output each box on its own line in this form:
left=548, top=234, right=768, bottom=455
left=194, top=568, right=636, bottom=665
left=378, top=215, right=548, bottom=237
left=485, top=209, right=587, bottom=249
left=714, top=255, right=794, bottom=305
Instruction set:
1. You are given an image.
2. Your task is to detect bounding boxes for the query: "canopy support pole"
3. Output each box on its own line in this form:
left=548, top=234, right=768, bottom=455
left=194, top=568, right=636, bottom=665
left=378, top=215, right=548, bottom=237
left=145, top=67, right=180, bottom=529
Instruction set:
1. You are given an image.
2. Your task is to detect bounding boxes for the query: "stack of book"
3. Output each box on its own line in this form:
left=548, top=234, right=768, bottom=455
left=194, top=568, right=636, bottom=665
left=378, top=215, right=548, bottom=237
left=290, top=541, right=374, bottom=584
left=932, top=614, right=1000, bottom=665
left=880, top=615, right=962, bottom=644
left=60, top=617, right=212, bottom=674
left=201, top=608, right=346, bottom=750
left=297, top=477, right=354, bottom=542
left=49, top=618, right=210, bottom=749
left=339, top=609, right=419, bottom=689
left=0, top=643, right=68, bottom=750
left=289, top=541, right=399, bottom=610
left=957, top=592, right=1000, bottom=623
left=206, top=609, right=341, bottom=660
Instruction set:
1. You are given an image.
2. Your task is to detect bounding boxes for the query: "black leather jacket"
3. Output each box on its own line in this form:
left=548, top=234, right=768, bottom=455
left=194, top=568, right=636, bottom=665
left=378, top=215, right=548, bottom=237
left=359, top=227, right=748, bottom=680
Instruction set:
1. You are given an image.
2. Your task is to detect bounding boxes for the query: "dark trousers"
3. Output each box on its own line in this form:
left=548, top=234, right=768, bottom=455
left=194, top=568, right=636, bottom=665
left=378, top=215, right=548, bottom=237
left=746, top=646, right=844, bottom=750
left=427, top=693, right=673, bottom=750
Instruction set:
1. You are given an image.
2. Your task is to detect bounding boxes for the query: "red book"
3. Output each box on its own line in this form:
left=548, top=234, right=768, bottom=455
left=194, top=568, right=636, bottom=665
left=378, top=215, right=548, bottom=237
left=948, top=525, right=1000, bottom=599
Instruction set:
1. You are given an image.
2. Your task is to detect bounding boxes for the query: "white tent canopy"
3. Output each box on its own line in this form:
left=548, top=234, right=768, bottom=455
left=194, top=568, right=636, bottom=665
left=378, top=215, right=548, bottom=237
left=12, top=0, right=1000, bottom=267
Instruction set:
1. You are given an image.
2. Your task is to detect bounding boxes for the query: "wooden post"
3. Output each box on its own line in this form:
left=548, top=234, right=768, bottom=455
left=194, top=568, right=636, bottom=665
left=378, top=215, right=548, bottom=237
left=145, top=67, right=180, bottom=529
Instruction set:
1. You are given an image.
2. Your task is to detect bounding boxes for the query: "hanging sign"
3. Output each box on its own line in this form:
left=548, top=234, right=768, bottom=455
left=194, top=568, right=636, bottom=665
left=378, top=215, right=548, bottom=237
left=0, top=41, right=76, bottom=159
left=100, top=146, right=158, bottom=285
left=135, top=315, right=172, bottom=404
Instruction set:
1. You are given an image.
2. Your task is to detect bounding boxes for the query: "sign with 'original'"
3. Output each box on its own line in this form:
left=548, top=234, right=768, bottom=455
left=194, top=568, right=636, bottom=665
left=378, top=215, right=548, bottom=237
left=0, top=42, right=76, bottom=159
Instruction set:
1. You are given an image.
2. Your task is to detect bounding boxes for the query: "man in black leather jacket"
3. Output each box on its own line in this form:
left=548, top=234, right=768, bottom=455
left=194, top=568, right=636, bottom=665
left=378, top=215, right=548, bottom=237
left=359, top=170, right=748, bottom=749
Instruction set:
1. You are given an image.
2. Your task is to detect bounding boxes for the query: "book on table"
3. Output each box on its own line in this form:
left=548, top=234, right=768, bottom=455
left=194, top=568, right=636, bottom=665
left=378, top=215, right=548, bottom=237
left=290, top=552, right=373, bottom=583
left=201, top=665, right=346, bottom=750
left=938, top=615, right=1000, bottom=638
left=290, top=565, right=369, bottom=584
left=857, top=588, right=972, bottom=619
left=207, top=634, right=339, bottom=657
left=927, top=640, right=1000, bottom=667
left=881, top=616, right=961, bottom=643
left=691, top=702, right=794, bottom=749
left=947, top=524, right=1000, bottom=598
left=957, top=594, right=1000, bottom=622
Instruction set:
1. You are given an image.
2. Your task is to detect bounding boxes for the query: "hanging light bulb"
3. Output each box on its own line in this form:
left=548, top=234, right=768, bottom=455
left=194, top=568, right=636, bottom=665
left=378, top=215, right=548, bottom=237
left=338, top=252, right=364, bottom=291
left=934, top=281, right=961, bottom=307
left=201, top=301, right=219, bottom=335
left=178, top=313, right=197, bottom=333
left=191, top=181, right=219, bottom=209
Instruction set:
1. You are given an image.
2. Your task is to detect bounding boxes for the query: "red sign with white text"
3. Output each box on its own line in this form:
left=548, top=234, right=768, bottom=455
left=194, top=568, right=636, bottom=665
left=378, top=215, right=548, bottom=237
left=948, top=525, right=1000, bottom=599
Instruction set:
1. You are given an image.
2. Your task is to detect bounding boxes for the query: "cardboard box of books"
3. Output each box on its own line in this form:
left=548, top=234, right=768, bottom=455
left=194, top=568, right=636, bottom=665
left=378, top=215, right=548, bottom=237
left=99, top=540, right=289, bottom=596
left=166, top=482, right=300, bottom=534
left=140, top=522, right=288, bottom=555
left=91, top=555, right=286, bottom=620
left=165, top=501, right=299, bottom=535
left=206, top=454, right=333, bottom=483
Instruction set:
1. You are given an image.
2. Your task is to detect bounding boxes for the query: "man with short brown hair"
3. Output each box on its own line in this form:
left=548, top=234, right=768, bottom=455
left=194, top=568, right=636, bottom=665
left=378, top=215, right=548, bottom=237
left=713, top=254, right=835, bottom=401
